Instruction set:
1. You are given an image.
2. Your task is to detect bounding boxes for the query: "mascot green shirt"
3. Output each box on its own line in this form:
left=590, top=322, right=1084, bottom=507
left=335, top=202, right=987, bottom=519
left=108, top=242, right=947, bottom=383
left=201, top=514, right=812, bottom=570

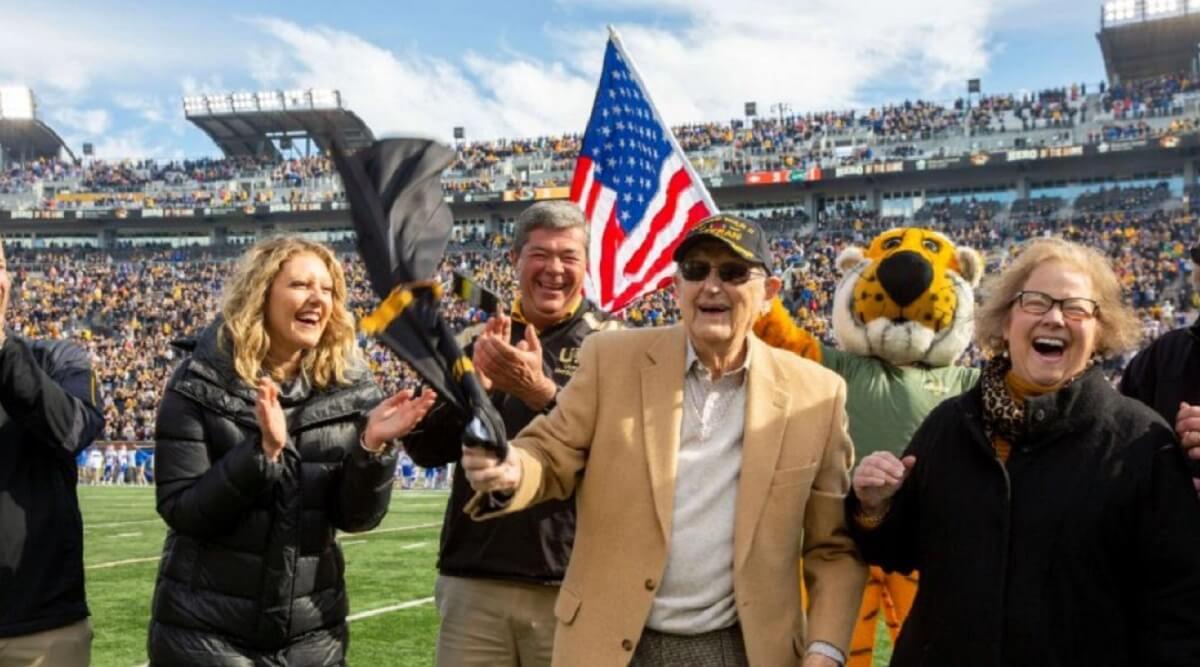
left=755, top=227, right=985, bottom=667
left=821, top=347, right=977, bottom=458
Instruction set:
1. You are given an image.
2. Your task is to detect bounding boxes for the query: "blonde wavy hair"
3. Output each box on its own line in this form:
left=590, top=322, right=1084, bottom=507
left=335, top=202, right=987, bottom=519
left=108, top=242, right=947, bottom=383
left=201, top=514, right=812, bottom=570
left=219, top=236, right=361, bottom=388
left=975, top=237, right=1141, bottom=358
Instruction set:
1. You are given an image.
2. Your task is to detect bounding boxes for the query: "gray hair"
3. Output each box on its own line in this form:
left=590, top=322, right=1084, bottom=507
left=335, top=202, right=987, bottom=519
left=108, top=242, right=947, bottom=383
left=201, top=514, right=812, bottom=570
left=513, top=201, right=587, bottom=255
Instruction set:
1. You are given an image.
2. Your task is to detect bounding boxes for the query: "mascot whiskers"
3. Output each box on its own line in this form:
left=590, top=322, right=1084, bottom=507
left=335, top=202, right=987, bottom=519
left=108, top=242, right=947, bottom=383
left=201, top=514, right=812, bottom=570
left=755, top=227, right=983, bottom=667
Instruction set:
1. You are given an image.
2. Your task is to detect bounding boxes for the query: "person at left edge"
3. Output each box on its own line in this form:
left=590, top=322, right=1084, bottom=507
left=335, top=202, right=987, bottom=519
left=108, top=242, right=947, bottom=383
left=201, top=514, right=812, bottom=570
left=0, top=237, right=105, bottom=667
left=146, top=236, right=436, bottom=666
left=403, top=200, right=618, bottom=667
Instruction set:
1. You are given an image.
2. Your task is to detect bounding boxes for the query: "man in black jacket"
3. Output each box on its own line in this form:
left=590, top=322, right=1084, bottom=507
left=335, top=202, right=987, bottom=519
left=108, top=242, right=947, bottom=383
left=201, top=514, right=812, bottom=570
left=1121, top=243, right=1200, bottom=485
left=405, top=201, right=616, bottom=666
left=0, top=241, right=105, bottom=666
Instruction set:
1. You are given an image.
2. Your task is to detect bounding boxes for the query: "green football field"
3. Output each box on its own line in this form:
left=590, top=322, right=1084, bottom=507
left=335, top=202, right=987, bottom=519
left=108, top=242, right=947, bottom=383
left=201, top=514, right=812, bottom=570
left=81, top=485, right=892, bottom=666
left=80, top=485, right=449, bottom=667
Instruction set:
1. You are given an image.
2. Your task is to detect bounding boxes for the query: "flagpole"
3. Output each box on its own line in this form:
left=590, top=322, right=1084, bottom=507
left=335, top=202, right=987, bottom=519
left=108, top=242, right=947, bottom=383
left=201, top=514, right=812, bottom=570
left=605, top=25, right=719, bottom=213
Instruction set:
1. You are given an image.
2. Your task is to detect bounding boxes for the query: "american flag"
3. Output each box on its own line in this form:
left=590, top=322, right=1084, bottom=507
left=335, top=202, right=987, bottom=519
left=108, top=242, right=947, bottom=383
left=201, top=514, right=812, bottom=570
left=570, top=30, right=717, bottom=313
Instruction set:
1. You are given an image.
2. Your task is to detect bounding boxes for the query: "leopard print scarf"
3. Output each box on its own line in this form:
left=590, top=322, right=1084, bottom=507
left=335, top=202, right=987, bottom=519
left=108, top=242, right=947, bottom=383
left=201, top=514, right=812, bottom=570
left=981, top=355, right=1024, bottom=445
left=981, top=353, right=1096, bottom=445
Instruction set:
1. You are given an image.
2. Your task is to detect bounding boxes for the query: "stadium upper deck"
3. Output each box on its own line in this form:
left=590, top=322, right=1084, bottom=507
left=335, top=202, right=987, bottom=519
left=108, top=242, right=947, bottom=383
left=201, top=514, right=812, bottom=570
left=2, top=71, right=1200, bottom=246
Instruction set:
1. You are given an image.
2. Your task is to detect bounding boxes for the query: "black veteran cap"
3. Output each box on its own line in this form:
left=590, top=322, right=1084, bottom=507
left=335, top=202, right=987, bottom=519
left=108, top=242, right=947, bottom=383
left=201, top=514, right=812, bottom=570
left=672, top=214, right=773, bottom=273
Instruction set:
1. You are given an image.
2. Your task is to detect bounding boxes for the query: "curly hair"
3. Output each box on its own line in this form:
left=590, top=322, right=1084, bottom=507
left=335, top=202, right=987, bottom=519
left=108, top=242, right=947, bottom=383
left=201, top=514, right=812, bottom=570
left=219, top=236, right=361, bottom=388
left=974, top=237, right=1141, bottom=359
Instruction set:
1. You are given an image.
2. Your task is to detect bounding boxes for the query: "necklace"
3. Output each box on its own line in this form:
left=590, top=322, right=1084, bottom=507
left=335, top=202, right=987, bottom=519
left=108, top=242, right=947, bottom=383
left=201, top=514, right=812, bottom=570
left=685, top=368, right=739, bottom=441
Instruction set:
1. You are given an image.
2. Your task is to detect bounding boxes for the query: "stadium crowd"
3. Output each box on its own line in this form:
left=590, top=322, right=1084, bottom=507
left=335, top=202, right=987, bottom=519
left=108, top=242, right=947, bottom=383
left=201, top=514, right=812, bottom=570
left=7, top=73, right=1200, bottom=205
left=5, top=183, right=1194, bottom=455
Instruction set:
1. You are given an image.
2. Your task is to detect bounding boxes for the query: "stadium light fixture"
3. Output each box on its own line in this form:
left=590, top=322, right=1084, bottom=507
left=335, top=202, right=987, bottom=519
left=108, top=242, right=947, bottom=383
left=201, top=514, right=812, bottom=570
left=181, top=87, right=346, bottom=119
left=310, top=89, right=341, bottom=110
left=0, top=87, right=36, bottom=120
left=207, top=94, right=233, bottom=114
left=1146, top=0, right=1180, bottom=17
left=231, top=92, right=257, bottom=113
left=182, top=95, right=209, bottom=116
left=257, top=91, right=284, bottom=111
left=284, top=89, right=309, bottom=110
left=1103, top=0, right=1139, bottom=23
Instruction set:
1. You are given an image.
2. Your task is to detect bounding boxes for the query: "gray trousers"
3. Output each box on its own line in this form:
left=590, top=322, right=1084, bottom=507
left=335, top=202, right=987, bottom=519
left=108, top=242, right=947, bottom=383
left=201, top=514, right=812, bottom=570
left=630, top=623, right=748, bottom=666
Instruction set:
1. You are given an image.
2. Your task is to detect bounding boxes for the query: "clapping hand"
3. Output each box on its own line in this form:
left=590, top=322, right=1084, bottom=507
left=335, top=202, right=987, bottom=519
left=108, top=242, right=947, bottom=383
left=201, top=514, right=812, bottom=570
left=254, top=377, right=287, bottom=463
left=362, top=389, right=438, bottom=451
left=473, top=308, right=556, bottom=411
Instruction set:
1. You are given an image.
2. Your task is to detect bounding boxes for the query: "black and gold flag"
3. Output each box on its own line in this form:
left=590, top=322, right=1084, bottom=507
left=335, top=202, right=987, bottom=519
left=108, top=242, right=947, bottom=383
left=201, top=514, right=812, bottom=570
left=331, top=138, right=506, bottom=457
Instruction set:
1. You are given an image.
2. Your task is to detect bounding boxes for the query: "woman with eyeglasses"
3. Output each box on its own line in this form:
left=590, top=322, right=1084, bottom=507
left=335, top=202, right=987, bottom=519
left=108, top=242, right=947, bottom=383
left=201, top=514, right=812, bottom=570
left=845, top=237, right=1200, bottom=666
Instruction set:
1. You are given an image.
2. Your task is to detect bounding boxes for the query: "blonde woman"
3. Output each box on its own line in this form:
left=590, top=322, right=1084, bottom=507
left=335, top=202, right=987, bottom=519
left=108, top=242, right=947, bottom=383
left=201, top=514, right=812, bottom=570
left=847, top=238, right=1200, bottom=666
left=147, top=237, right=435, bottom=665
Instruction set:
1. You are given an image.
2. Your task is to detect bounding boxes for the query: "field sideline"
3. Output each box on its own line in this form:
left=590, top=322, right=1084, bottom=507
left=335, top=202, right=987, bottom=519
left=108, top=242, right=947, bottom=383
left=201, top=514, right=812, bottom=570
left=80, top=486, right=449, bottom=667
left=80, top=486, right=891, bottom=666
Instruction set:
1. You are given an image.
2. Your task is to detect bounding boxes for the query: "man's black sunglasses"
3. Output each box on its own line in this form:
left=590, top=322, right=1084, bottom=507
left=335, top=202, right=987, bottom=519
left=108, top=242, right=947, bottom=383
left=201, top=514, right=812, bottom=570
left=679, top=260, right=765, bottom=284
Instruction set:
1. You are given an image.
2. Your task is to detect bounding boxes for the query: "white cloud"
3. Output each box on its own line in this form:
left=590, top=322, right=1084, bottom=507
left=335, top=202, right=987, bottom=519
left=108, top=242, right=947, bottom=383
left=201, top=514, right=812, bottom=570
left=91, top=129, right=167, bottom=160
left=597, top=0, right=1000, bottom=120
left=180, top=75, right=230, bottom=97
left=0, top=2, right=1026, bottom=157
left=0, top=7, right=239, bottom=96
left=114, top=93, right=170, bottom=124
left=52, top=108, right=111, bottom=135
left=245, top=1, right=1010, bottom=143
left=246, top=17, right=510, bottom=141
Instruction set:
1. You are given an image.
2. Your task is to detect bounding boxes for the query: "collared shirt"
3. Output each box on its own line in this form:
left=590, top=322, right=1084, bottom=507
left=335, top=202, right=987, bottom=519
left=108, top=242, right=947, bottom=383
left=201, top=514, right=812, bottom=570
left=646, top=337, right=846, bottom=665
left=646, top=339, right=749, bottom=634
left=510, top=295, right=584, bottom=331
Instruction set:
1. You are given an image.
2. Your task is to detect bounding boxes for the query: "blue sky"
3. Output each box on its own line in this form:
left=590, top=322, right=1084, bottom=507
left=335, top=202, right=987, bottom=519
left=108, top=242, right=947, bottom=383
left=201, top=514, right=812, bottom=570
left=0, top=0, right=1108, bottom=160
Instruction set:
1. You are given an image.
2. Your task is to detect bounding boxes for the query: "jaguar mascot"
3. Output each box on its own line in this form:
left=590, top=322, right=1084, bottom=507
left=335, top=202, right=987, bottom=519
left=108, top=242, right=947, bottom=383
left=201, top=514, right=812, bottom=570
left=754, top=227, right=984, bottom=667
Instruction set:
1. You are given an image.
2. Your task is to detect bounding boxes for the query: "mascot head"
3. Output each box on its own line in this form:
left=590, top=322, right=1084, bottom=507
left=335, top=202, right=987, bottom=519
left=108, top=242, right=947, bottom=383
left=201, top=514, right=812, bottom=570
left=832, top=227, right=984, bottom=366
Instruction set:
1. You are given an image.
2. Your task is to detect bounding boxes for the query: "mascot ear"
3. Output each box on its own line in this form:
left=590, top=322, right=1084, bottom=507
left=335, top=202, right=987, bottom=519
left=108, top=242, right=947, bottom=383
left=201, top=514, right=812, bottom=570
left=956, top=247, right=984, bottom=287
left=835, top=246, right=866, bottom=275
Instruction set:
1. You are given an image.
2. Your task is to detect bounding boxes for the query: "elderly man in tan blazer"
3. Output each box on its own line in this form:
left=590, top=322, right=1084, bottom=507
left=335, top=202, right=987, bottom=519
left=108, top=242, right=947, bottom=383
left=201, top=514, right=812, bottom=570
left=463, top=214, right=866, bottom=667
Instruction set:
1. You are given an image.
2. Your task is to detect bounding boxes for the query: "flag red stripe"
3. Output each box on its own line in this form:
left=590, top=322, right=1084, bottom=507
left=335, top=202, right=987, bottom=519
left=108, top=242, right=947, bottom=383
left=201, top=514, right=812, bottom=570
left=598, top=207, right=623, bottom=308
left=622, top=168, right=693, bottom=277
left=610, top=199, right=710, bottom=308
left=570, top=157, right=592, bottom=203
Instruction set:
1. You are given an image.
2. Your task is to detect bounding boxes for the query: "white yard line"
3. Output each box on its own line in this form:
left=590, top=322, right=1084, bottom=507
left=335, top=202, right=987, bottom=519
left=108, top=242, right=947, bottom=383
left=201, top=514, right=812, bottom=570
left=91, top=523, right=439, bottom=569
left=344, top=521, right=440, bottom=537
left=87, top=556, right=160, bottom=570
left=347, top=597, right=434, bottom=622
left=113, top=532, right=142, bottom=538
left=401, top=542, right=429, bottom=551
left=83, top=518, right=162, bottom=530
left=340, top=539, right=368, bottom=546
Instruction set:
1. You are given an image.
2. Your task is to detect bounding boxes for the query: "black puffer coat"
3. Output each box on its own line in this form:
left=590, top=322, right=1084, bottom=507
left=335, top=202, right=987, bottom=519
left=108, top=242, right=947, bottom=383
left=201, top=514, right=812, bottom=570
left=147, top=321, right=396, bottom=666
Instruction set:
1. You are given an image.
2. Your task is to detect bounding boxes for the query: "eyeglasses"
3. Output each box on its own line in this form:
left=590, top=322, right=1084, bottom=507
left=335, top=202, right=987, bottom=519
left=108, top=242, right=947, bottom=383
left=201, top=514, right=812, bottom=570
left=1012, top=290, right=1099, bottom=320
left=679, top=260, right=765, bottom=285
